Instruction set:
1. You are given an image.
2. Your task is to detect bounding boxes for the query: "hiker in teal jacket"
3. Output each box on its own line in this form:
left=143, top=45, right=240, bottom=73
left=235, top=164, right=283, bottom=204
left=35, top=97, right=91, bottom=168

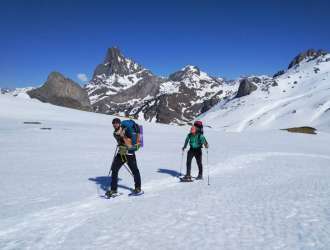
left=182, top=125, right=208, bottom=180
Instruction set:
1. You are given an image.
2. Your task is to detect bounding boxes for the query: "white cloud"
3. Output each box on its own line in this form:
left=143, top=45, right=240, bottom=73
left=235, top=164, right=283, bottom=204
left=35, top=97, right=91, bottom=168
left=77, top=73, right=88, bottom=82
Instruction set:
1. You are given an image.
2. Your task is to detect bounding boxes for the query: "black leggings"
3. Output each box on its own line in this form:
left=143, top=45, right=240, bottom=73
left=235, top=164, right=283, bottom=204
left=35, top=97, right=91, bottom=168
left=186, top=148, right=203, bottom=176
left=111, top=154, right=141, bottom=191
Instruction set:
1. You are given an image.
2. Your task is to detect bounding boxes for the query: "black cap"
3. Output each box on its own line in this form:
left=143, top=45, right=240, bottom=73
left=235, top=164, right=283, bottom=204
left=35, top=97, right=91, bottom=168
left=112, top=118, right=121, bottom=124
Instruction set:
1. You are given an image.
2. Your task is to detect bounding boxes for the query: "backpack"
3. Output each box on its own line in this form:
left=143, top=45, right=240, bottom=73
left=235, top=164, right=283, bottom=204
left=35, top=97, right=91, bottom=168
left=121, top=120, right=143, bottom=148
left=194, top=120, right=203, bottom=134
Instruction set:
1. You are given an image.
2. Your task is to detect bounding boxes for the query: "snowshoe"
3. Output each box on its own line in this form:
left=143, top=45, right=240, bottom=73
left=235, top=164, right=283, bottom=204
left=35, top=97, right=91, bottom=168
left=105, top=190, right=121, bottom=199
left=129, top=187, right=144, bottom=196
left=180, top=175, right=194, bottom=182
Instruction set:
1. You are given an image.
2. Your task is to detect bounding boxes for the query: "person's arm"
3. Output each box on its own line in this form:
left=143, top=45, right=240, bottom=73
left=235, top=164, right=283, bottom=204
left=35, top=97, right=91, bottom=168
left=182, top=134, right=190, bottom=150
left=113, top=130, right=122, bottom=145
left=200, top=135, right=209, bottom=148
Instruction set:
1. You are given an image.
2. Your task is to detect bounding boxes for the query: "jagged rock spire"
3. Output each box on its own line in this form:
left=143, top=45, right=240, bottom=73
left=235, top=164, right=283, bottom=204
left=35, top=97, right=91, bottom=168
left=92, top=47, right=143, bottom=78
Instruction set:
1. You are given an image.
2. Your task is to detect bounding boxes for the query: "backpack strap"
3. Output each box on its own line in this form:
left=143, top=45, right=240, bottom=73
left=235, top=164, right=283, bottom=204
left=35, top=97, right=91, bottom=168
left=198, top=133, right=202, bottom=148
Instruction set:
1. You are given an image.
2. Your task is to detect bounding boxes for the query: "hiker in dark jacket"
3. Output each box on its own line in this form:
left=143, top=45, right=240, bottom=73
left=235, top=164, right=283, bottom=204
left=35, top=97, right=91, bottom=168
left=182, top=125, right=208, bottom=180
left=106, top=118, right=142, bottom=197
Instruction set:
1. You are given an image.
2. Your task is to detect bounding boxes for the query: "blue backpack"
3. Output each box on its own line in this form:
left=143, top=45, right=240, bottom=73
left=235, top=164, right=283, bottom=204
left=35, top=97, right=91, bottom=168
left=121, top=120, right=143, bottom=148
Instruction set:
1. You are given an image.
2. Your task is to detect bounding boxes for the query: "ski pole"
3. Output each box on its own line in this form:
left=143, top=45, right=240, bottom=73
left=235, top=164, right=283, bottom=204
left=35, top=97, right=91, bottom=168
left=207, top=149, right=210, bottom=186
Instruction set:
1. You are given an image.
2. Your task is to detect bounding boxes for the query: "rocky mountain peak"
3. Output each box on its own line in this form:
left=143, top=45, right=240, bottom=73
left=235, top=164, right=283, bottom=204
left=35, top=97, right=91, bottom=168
left=47, top=71, right=67, bottom=82
left=169, top=65, right=202, bottom=81
left=288, top=49, right=328, bottom=69
left=182, top=65, right=200, bottom=74
left=103, top=47, right=122, bottom=64
left=92, top=47, right=144, bottom=77
left=90, top=48, right=144, bottom=80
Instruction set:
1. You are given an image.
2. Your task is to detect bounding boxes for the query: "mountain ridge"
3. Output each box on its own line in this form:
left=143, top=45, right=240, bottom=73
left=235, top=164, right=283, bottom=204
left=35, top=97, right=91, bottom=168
left=3, top=47, right=329, bottom=127
left=85, top=47, right=237, bottom=124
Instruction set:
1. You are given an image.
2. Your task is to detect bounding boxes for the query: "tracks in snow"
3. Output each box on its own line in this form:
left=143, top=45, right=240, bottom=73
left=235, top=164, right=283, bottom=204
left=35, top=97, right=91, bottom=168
left=0, top=152, right=330, bottom=249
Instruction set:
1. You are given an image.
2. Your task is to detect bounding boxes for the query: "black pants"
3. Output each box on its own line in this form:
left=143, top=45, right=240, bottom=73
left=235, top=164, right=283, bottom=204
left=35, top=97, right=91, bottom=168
left=186, top=148, right=203, bottom=176
left=111, top=154, right=141, bottom=191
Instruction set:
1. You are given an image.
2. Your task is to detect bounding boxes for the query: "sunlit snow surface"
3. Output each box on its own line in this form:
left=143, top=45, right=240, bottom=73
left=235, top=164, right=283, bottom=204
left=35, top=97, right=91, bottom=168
left=0, top=95, right=330, bottom=249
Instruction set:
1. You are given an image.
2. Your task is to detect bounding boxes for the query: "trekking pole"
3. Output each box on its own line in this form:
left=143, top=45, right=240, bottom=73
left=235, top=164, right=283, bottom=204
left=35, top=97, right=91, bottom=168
left=123, top=163, right=134, bottom=177
left=207, top=149, right=210, bottom=186
left=106, top=145, right=119, bottom=192
left=179, top=150, right=184, bottom=177
left=108, top=145, right=119, bottom=176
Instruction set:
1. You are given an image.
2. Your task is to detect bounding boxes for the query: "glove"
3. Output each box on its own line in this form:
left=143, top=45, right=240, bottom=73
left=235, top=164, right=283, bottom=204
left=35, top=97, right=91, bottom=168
left=135, top=144, right=141, bottom=151
left=118, top=145, right=128, bottom=155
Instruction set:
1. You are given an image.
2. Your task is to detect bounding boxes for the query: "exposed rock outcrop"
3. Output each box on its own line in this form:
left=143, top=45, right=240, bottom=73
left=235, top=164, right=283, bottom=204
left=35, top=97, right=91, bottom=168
left=288, top=49, right=328, bottom=69
left=235, top=78, right=258, bottom=98
left=28, top=72, right=91, bottom=111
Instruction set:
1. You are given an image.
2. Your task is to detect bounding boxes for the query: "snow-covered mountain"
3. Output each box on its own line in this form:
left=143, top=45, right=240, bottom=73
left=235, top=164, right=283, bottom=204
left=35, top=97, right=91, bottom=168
left=200, top=49, right=330, bottom=132
left=0, top=87, right=34, bottom=98
left=133, top=66, right=236, bottom=124
left=0, top=88, right=11, bottom=94
left=4, top=47, right=329, bottom=130
left=85, top=48, right=236, bottom=124
left=85, top=47, right=164, bottom=114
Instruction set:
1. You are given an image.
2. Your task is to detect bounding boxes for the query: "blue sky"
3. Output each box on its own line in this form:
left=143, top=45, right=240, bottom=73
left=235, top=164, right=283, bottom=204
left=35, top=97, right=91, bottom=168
left=1, top=0, right=330, bottom=88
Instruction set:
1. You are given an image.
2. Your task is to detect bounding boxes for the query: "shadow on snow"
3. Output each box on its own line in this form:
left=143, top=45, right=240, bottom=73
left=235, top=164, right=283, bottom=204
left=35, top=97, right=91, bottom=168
left=157, top=168, right=181, bottom=177
left=88, top=176, right=134, bottom=192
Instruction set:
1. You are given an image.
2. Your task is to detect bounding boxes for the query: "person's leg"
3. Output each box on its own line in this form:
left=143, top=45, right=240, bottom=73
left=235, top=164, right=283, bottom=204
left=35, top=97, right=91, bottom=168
left=195, top=149, right=203, bottom=177
left=126, top=154, right=141, bottom=189
left=110, top=154, right=124, bottom=191
left=186, top=149, right=194, bottom=176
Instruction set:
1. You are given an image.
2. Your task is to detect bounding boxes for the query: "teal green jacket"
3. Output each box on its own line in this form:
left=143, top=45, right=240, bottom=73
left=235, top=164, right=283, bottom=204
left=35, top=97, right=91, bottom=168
left=183, top=133, right=207, bottom=149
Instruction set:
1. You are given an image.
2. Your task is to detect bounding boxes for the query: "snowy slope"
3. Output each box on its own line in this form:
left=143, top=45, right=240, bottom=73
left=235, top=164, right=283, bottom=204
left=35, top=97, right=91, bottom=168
left=1, top=95, right=330, bottom=250
left=202, top=54, right=330, bottom=131
left=201, top=53, right=330, bottom=132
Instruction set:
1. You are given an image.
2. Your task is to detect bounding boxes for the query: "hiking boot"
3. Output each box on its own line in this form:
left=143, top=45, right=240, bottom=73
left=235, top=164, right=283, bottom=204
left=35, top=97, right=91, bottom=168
left=182, top=175, right=192, bottom=181
left=195, top=174, right=203, bottom=180
left=133, top=187, right=142, bottom=194
left=105, top=189, right=117, bottom=198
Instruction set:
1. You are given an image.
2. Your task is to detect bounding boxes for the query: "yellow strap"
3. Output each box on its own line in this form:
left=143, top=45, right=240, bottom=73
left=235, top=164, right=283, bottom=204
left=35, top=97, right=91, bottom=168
left=120, top=152, right=127, bottom=162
